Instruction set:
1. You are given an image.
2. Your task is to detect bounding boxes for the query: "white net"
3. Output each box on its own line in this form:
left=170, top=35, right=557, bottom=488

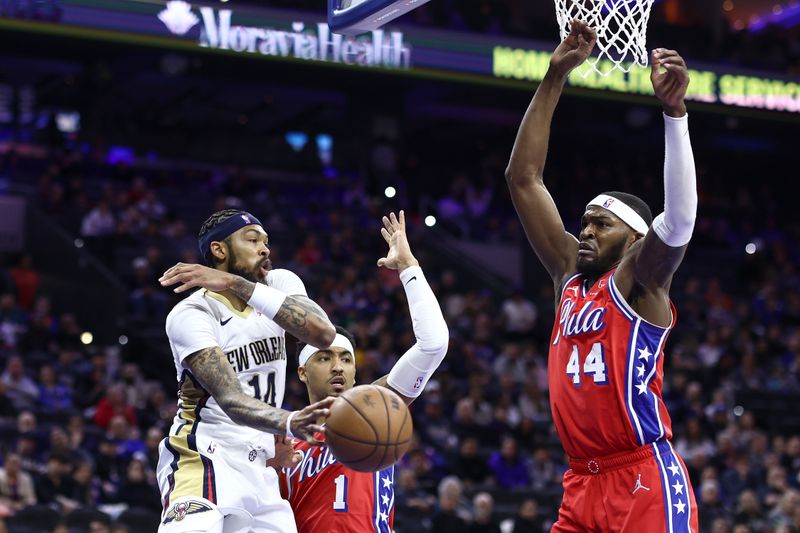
left=554, top=0, right=655, bottom=77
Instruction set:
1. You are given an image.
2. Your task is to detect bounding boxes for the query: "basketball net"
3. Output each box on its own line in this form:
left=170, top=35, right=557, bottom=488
left=554, top=0, right=655, bottom=77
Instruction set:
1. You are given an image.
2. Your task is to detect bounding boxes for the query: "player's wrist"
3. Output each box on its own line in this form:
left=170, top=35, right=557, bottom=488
left=397, top=258, right=420, bottom=273
left=247, top=283, right=287, bottom=320
left=285, top=410, right=297, bottom=439
left=662, top=103, right=687, bottom=118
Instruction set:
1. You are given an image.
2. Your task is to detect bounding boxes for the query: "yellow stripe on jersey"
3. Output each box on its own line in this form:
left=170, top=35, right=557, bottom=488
left=164, top=372, right=216, bottom=506
left=203, top=289, right=253, bottom=319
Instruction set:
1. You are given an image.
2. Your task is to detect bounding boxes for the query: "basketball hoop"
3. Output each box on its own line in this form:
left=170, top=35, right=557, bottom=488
left=554, top=0, right=655, bottom=77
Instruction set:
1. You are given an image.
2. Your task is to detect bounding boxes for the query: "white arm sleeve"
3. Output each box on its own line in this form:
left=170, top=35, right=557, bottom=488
left=387, top=266, right=450, bottom=398
left=652, top=113, right=698, bottom=247
left=166, top=303, right=219, bottom=366
left=266, top=269, right=308, bottom=297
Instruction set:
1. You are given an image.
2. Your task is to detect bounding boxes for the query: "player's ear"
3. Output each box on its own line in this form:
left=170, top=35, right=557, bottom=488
left=297, top=366, right=307, bottom=384
left=210, top=241, right=227, bottom=263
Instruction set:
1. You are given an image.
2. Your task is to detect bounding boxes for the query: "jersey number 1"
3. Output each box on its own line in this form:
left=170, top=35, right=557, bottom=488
left=333, top=474, right=348, bottom=512
left=247, top=372, right=276, bottom=407
left=566, top=343, right=608, bottom=386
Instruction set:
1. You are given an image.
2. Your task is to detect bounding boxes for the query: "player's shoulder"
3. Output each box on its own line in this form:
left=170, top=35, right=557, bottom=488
left=166, top=290, right=215, bottom=323
left=266, top=269, right=308, bottom=296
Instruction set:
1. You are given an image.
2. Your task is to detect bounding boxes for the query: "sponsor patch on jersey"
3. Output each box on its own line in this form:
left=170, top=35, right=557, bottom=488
left=162, top=500, right=213, bottom=524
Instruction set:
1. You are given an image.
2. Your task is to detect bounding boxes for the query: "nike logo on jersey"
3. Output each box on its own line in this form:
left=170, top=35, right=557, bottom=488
left=220, top=317, right=232, bottom=326
left=405, top=276, right=417, bottom=285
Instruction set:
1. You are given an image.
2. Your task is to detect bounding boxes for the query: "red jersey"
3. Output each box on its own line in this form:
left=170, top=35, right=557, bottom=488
left=279, top=439, right=395, bottom=533
left=548, top=271, right=676, bottom=459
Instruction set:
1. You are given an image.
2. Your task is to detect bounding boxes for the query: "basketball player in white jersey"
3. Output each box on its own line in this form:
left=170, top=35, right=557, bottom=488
left=156, top=209, right=337, bottom=533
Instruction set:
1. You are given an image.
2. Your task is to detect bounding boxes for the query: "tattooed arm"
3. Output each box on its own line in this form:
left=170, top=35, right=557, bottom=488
left=159, top=263, right=336, bottom=348
left=183, top=346, right=333, bottom=444
left=228, top=275, right=335, bottom=348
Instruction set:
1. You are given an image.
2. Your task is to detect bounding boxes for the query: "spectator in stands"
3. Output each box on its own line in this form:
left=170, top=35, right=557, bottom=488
left=1, top=357, right=39, bottom=411
left=451, top=436, right=491, bottom=489
left=71, top=461, right=99, bottom=508
left=734, top=489, right=767, bottom=531
left=488, top=435, right=530, bottom=489
left=698, top=479, right=731, bottom=531
left=0, top=452, right=37, bottom=513
left=430, top=476, right=470, bottom=532
left=106, top=416, right=146, bottom=462
left=8, top=255, right=39, bottom=311
left=500, top=498, right=547, bottom=532
left=113, top=459, right=160, bottom=513
left=769, top=489, right=800, bottom=529
left=499, top=290, right=537, bottom=341
left=37, top=365, right=73, bottom=412
left=0, top=293, right=27, bottom=350
left=92, top=384, right=137, bottom=430
left=80, top=200, right=115, bottom=238
left=468, top=491, right=500, bottom=533
left=35, top=452, right=80, bottom=513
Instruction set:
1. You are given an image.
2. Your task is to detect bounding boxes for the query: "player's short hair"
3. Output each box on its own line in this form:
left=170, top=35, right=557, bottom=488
left=198, top=209, right=249, bottom=266
left=296, top=325, right=356, bottom=364
left=601, top=191, right=654, bottom=228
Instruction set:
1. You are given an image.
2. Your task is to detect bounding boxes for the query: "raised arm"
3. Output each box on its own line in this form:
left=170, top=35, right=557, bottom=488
left=182, top=346, right=333, bottom=444
left=505, top=19, right=596, bottom=284
left=159, top=265, right=336, bottom=348
left=371, top=211, right=449, bottom=405
left=615, top=49, right=697, bottom=324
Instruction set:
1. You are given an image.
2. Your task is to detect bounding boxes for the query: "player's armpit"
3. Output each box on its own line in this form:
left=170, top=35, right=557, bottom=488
left=372, top=375, right=414, bottom=406
left=183, top=346, right=290, bottom=434
left=273, top=295, right=335, bottom=349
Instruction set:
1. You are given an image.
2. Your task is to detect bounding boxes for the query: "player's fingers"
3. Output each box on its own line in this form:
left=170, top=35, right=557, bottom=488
left=389, top=212, right=399, bottom=228
left=399, top=210, right=405, bottom=230
left=377, top=257, right=387, bottom=268
left=382, top=216, right=394, bottom=235
left=380, top=227, right=391, bottom=244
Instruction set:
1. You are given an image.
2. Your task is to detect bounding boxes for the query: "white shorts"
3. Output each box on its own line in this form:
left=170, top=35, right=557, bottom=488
left=156, top=433, right=296, bottom=533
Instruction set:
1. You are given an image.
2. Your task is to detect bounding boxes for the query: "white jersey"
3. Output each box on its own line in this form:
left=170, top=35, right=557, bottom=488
left=164, top=269, right=306, bottom=458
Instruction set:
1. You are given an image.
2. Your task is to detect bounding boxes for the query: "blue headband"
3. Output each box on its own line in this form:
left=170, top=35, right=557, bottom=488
left=198, top=212, right=263, bottom=264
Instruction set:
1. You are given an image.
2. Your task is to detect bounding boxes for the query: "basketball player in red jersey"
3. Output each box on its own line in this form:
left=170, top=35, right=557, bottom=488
left=506, top=20, right=699, bottom=532
left=276, top=211, right=449, bottom=533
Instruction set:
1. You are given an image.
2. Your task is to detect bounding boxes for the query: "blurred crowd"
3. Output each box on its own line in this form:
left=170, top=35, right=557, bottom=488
left=0, top=131, right=799, bottom=533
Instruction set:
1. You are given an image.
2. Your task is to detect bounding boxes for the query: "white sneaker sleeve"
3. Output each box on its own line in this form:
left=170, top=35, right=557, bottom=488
left=652, top=113, right=698, bottom=247
left=386, top=266, right=450, bottom=398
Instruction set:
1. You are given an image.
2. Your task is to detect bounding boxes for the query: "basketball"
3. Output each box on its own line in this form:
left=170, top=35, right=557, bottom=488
left=325, top=385, right=413, bottom=472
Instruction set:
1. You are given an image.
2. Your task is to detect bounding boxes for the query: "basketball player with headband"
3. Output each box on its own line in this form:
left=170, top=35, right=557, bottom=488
left=156, top=209, right=337, bottom=533
left=505, top=20, right=699, bottom=532
left=276, top=211, right=449, bottom=533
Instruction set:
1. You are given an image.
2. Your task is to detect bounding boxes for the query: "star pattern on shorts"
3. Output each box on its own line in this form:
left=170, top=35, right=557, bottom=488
left=637, top=364, right=645, bottom=378
left=636, top=382, right=648, bottom=395
left=376, top=470, right=394, bottom=528
left=667, top=463, right=681, bottom=477
left=382, top=476, right=391, bottom=490
left=672, top=481, right=684, bottom=495
left=674, top=500, right=686, bottom=514
left=638, top=347, right=652, bottom=362
left=381, top=493, right=390, bottom=507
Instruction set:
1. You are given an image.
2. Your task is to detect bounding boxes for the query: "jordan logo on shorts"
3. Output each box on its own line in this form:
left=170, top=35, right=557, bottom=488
left=632, top=473, right=650, bottom=494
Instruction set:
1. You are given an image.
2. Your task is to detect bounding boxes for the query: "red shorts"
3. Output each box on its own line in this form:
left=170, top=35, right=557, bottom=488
left=552, top=440, right=698, bottom=533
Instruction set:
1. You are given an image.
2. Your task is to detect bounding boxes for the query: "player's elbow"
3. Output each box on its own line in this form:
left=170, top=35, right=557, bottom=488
left=418, top=325, right=450, bottom=357
left=505, top=165, right=542, bottom=187
left=312, top=323, right=337, bottom=349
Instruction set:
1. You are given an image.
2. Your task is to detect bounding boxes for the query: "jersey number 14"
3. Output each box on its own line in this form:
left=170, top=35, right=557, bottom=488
left=566, top=343, right=608, bottom=386
left=247, top=372, right=276, bottom=407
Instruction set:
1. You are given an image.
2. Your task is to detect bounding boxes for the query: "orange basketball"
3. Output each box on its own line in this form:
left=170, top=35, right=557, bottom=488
left=325, top=384, right=413, bottom=472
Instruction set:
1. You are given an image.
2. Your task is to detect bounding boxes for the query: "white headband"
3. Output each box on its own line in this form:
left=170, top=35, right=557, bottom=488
left=587, top=194, right=649, bottom=235
left=298, top=334, right=355, bottom=367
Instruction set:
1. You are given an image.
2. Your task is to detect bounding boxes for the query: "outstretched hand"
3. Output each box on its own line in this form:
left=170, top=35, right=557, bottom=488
left=377, top=211, right=420, bottom=272
left=550, top=19, right=597, bottom=78
left=159, top=263, right=235, bottom=293
left=651, top=48, right=689, bottom=117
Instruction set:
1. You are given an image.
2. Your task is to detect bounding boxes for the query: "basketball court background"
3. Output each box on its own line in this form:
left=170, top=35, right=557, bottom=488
left=0, top=0, right=798, bottom=531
